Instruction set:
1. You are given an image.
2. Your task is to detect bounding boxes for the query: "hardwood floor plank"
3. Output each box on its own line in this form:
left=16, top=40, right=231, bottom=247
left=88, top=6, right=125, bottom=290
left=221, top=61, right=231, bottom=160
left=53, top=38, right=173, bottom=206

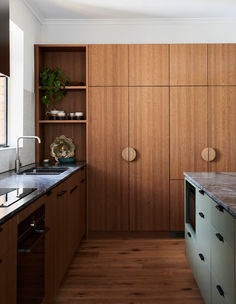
left=54, top=238, right=204, bottom=304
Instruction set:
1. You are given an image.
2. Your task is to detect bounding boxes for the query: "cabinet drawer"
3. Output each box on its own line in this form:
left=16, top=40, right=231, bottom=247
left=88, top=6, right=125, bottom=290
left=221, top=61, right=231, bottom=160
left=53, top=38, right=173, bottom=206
left=211, top=201, right=234, bottom=249
left=196, top=190, right=212, bottom=222
left=195, top=251, right=211, bottom=304
left=212, top=272, right=231, bottom=304
left=211, top=227, right=234, bottom=303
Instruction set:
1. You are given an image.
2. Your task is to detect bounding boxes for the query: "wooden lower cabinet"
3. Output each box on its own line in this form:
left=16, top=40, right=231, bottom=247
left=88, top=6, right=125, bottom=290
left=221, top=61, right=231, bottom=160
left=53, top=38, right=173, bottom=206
left=0, top=217, right=17, bottom=304
left=44, top=169, right=86, bottom=302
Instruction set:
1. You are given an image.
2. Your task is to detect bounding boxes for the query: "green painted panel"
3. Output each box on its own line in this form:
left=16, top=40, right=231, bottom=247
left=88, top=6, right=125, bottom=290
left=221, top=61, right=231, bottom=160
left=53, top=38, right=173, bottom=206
left=195, top=253, right=211, bottom=304
left=211, top=201, right=235, bottom=249
left=211, top=226, right=235, bottom=303
left=212, top=272, right=230, bottom=304
left=196, top=190, right=213, bottom=261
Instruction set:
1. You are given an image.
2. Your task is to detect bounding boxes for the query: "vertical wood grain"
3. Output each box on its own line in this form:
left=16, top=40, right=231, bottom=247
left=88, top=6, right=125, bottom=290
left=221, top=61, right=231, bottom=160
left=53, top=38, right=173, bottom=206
left=208, top=44, right=236, bottom=85
left=170, top=44, right=207, bottom=86
left=129, top=44, right=169, bottom=86
left=170, top=87, right=208, bottom=179
left=208, top=86, right=236, bottom=171
left=129, top=87, right=169, bottom=231
left=88, top=87, right=129, bottom=231
left=89, top=45, right=128, bottom=86
left=170, top=180, right=185, bottom=231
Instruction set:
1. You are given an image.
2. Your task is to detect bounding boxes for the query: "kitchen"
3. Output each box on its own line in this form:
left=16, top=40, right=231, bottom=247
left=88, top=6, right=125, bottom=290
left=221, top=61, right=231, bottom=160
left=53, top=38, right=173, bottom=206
left=0, top=0, right=236, bottom=303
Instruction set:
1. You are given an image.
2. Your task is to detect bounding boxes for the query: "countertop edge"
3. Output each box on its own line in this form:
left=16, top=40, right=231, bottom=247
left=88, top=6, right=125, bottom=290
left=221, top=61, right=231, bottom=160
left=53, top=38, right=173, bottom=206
left=184, top=172, right=236, bottom=218
left=0, top=163, right=86, bottom=225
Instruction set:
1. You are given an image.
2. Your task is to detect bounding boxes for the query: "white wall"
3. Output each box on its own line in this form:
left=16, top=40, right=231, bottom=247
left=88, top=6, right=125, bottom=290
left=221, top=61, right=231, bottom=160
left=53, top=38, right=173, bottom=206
left=0, top=0, right=41, bottom=173
left=40, top=19, right=236, bottom=44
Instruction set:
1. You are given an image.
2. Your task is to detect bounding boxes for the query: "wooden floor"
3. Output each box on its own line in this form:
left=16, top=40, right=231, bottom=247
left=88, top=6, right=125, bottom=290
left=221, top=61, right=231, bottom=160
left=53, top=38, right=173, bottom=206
left=54, top=237, right=204, bottom=304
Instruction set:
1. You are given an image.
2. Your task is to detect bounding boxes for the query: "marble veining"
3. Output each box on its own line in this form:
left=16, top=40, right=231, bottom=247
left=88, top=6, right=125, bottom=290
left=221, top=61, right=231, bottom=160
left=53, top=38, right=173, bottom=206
left=0, top=162, right=86, bottom=225
left=184, top=172, right=236, bottom=218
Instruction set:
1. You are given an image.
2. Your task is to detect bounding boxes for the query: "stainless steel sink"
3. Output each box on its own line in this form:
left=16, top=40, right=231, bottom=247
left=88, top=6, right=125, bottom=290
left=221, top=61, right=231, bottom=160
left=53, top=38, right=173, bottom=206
left=20, top=167, right=68, bottom=175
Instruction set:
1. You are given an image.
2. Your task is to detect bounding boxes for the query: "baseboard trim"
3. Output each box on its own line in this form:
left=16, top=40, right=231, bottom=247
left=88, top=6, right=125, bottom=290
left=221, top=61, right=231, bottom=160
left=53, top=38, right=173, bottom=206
left=170, top=231, right=184, bottom=238
left=88, top=231, right=171, bottom=239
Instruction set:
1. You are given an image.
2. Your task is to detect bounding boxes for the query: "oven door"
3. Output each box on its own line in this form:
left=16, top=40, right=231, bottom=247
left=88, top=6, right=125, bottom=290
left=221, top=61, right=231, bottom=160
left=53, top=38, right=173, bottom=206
left=17, top=229, right=46, bottom=304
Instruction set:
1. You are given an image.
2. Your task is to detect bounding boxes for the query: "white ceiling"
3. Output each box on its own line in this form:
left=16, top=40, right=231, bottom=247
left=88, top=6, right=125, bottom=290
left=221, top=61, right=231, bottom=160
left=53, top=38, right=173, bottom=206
left=23, top=0, right=236, bottom=23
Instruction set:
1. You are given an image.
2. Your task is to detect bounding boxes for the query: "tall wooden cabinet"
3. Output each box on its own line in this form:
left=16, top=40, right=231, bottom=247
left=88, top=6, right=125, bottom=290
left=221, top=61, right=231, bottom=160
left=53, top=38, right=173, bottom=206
left=35, top=43, right=236, bottom=233
left=129, top=87, right=169, bottom=231
left=88, top=87, right=129, bottom=231
left=208, top=86, right=236, bottom=172
left=88, top=45, right=170, bottom=232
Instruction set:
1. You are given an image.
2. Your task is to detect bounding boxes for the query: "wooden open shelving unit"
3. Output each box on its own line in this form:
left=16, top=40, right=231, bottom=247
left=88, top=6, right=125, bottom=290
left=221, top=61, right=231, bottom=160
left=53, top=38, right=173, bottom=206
left=34, top=44, right=88, bottom=162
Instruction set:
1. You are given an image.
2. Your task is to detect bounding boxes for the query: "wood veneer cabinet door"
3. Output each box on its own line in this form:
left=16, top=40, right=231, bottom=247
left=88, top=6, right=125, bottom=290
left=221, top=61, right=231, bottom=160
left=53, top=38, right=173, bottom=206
left=88, top=87, right=129, bottom=231
left=208, top=86, right=236, bottom=171
left=208, top=44, right=236, bottom=85
left=129, top=44, right=169, bottom=86
left=170, top=180, right=184, bottom=231
left=170, top=87, right=208, bottom=179
left=88, top=45, right=128, bottom=86
left=170, top=44, right=207, bottom=85
left=129, top=87, right=169, bottom=231
left=0, top=217, right=17, bottom=304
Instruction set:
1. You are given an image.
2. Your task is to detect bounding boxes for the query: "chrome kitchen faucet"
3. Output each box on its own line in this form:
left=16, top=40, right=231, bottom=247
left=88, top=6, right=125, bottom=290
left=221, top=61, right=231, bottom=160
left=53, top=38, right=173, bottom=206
left=15, top=136, right=41, bottom=174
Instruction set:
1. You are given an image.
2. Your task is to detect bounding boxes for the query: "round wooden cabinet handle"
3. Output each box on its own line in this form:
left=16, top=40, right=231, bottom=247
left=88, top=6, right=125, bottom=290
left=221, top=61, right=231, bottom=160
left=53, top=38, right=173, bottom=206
left=201, top=147, right=216, bottom=162
left=122, top=147, right=137, bottom=162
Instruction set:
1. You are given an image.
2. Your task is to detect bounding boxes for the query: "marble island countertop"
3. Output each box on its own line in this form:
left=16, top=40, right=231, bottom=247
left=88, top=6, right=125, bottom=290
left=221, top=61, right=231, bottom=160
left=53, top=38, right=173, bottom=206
left=184, top=172, right=236, bottom=218
left=0, top=161, right=86, bottom=225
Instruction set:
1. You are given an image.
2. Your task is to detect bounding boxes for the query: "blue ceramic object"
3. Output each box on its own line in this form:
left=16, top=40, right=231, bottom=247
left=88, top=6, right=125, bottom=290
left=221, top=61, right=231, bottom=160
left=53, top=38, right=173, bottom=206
left=58, top=157, right=76, bottom=163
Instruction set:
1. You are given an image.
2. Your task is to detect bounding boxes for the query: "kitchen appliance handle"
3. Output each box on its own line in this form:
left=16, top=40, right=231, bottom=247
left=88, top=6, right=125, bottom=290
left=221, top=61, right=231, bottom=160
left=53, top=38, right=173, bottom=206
left=18, top=227, right=49, bottom=254
left=187, top=232, right=192, bottom=238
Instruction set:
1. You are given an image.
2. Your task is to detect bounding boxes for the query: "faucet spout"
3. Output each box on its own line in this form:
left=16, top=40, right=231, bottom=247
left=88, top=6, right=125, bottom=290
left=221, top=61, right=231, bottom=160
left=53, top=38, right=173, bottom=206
left=15, top=136, right=41, bottom=174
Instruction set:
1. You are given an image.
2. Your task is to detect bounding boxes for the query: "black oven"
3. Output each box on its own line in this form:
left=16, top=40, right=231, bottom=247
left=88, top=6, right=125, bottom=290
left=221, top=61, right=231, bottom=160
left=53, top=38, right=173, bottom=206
left=17, top=205, right=46, bottom=304
left=186, top=181, right=196, bottom=232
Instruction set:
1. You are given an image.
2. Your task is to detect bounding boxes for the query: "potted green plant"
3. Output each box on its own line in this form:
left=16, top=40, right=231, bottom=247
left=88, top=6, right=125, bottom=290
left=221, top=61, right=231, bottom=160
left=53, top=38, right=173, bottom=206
left=40, top=67, right=71, bottom=108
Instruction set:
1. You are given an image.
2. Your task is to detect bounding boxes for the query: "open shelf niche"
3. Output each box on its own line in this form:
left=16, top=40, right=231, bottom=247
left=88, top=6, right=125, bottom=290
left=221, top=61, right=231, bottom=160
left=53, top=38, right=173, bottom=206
left=35, top=45, right=88, bottom=162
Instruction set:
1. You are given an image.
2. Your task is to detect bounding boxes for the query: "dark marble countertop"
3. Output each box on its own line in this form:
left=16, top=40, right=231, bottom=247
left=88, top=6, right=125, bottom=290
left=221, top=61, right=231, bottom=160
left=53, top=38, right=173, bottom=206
left=0, top=162, right=86, bottom=225
left=184, top=172, right=236, bottom=218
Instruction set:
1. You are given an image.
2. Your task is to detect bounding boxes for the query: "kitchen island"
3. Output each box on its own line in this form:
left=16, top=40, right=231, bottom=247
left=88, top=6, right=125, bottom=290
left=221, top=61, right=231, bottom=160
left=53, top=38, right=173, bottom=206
left=184, top=172, right=236, bottom=304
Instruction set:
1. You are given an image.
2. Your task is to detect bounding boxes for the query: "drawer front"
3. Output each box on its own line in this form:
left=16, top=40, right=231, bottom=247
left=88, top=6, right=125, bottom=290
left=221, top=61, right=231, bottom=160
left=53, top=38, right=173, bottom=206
left=196, top=191, right=213, bottom=261
left=211, top=227, right=235, bottom=303
left=185, top=225, right=197, bottom=280
left=211, top=201, right=234, bottom=249
left=212, top=272, right=231, bottom=304
left=195, top=252, right=211, bottom=304
left=196, top=190, right=212, bottom=222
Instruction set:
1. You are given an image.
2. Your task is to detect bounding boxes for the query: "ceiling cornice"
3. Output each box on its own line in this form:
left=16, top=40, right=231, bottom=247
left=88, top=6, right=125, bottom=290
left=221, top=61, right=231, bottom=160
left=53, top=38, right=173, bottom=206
left=22, top=0, right=44, bottom=24
left=42, top=17, right=236, bottom=25
left=22, top=1, right=236, bottom=26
